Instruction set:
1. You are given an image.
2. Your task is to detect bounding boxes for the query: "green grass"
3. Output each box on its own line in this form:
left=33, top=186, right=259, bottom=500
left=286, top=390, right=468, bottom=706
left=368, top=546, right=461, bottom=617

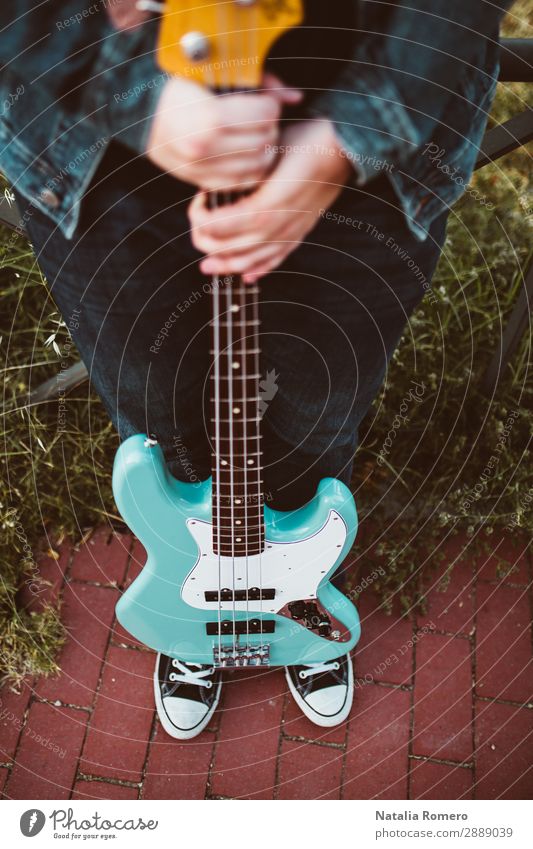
left=1, top=8, right=532, bottom=685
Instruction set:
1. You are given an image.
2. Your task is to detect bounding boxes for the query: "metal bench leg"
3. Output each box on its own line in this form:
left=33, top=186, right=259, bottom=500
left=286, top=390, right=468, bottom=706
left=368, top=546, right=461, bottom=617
left=481, top=259, right=533, bottom=394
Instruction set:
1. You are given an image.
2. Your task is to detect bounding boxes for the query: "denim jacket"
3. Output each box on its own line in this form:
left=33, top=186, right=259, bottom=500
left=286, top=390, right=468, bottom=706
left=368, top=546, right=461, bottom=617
left=0, top=1, right=510, bottom=241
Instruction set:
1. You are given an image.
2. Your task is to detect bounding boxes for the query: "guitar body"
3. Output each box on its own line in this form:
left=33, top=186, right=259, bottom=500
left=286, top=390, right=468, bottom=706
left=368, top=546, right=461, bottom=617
left=113, top=434, right=360, bottom=667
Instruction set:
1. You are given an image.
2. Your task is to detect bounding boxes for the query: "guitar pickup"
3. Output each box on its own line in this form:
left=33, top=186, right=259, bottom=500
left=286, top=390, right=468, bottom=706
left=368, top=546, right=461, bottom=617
left=204, top=587, right=275, bottom=602
left=206, top=619, right=275, bottom=635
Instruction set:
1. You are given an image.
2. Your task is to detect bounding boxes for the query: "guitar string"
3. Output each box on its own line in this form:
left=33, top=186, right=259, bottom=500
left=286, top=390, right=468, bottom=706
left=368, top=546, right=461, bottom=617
left=218, top=1, right=238, bottom=659
left=202, top=51, right=223, bottom=665
left=249, top=3, right=264, bottom=652
left=212, top=265, right=223, bottom=664
left=239, top=5, right=250, bottom=660
left=240, top=280, right=250, bottom=657
left=242, top=3, right=263, bottom=658
left=240, top=1, right=258, bottom=660
left=211, top=2, right=265, bottom=663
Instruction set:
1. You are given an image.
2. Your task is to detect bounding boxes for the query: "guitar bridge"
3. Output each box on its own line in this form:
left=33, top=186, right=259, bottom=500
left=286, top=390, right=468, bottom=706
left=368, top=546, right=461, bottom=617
left=204, top=587, right=275, bottom=602
left=213, top=643, right=270, bottom=668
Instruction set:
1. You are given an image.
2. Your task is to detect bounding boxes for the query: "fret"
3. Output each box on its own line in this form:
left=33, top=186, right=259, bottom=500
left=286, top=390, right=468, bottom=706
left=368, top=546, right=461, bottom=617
left=210, top=374, right=261, bottom=380
left=212, top=319, right=261, bottom=328
left=212, top=506, right=264, bottom=511
left=212, top=479, right=264, bottom=484
left=213, top=531, right=264, bottom=536
left=212, top=518, right=263, bottom=524
left=212, top=505, right=264, bottom=511
left=211, top=451, right=263, bottom=457
left=209, top=286, right=260, bottom=297
left=210, top=417, right=261, bottom=424
left=213, top=504, right=265, bottom=520
left=212, top=534, right=264, bottom=541
left=214, top=540, right=264, bottom=546
left=215, top=433, right=262, bottom=444
left=214, top=549, right=265, bottom=557
left=213, top=536, right=265, bottom=542
left=212, top=536, right=265, bottom=542
left=209, top=348, right=260, bottom=355
left=212, top=523, right=263, bottom=529
left=212, top=408, right=258, bottom=414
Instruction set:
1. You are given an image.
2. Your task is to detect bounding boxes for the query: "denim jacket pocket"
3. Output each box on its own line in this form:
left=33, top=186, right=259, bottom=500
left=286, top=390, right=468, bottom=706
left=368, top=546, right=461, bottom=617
left=0, top=105, right=108, bottom=238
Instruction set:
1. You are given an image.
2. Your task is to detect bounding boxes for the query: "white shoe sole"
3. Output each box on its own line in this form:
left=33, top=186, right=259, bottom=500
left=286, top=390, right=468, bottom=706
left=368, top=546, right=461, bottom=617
left=153, top=662, right=222, bottom=740
left=285, top=656, right=354, bottom=728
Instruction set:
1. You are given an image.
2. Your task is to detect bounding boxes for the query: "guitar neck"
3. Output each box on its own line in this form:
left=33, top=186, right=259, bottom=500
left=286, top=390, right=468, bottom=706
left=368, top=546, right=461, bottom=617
left=155, top=0, right=303, bottom=557
left=210, top=273, right=265, bottom=557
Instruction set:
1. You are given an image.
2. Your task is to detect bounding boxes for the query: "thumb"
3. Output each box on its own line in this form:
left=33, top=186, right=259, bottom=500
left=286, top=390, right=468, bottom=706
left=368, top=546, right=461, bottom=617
left=261, top=72, right=303, bottom=105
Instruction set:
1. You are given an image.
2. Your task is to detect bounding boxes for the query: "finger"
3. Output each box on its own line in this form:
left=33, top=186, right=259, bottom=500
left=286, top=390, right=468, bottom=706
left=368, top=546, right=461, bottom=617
left=194, top=167, right=267, bottom=192
left=189, top=193, right=259, bottom=251
left=189, top=194, right=261, bottom=238
left=200, top=243, right=282, bottom=276
left=242, top=245, right=296, bottom=282
left=261, top=72, right=303, bottom=105
left=192, top=227, right=263, bottom=255
left=222, top=130, right=278, bottom=153
left=220, top=93, right=281, bottom=127
left=242, top=267, right=273, bottom=284
left=218, top=245, right=288, bottom=279
left=198, top=152, right=273, bottom=185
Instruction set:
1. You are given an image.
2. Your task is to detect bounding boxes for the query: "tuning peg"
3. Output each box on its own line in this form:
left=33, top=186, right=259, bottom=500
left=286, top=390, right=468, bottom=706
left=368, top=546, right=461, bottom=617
left=136, top=1, right=165, bottom=12
left=180, top=31, right=210, bottom=62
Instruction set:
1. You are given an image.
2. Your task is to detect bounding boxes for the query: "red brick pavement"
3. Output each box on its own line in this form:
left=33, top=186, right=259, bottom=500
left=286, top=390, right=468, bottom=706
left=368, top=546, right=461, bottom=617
left=1, top=528, right=531, bottom=800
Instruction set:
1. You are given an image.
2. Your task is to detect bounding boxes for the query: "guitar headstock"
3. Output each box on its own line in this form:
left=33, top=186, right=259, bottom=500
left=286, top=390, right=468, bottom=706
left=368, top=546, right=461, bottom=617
left=157, top=0, right=303, bottom=88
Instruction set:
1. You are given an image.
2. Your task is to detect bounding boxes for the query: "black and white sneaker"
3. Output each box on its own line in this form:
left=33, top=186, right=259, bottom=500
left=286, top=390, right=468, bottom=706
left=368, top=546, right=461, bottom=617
left=285, top=653, right=354, bottom=727
left=154, top=653, right=222, bottom=740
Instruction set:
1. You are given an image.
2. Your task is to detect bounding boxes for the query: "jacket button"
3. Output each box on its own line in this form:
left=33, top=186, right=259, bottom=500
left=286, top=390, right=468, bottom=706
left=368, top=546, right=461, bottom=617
left=40, top=188, right=60, bottom=208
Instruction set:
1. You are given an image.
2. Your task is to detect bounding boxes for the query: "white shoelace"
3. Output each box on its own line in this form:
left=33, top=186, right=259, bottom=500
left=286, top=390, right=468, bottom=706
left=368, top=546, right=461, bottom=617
left=298, top=660, right=340, bottom=680
left=169, top=658, right=214, bottom=689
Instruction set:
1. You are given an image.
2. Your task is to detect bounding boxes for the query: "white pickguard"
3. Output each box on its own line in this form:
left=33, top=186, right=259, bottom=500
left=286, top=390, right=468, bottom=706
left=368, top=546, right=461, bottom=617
left=181, top=510, right=347, bottom=613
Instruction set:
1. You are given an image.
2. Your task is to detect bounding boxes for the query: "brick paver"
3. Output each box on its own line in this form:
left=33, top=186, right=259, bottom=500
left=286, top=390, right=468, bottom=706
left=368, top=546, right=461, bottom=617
left=417, top=549, right=475, bottom=635
left=412, top=633, right=473, bottom=762
left=410, top=759, right=474, bottom=799
left=355, top=592, right=414, bottom=686
left=474, top=700, right=533, bottom=799
left=0, top=529, right=531, bottom=799
left=35, top=581, right=118, bottom=707
left=475, top=583, right=533, bottom=703
left=78, top=645, right=155, bottom=782
left=69, top=528, right=132, bottom=585
left=343, top=683, right=411, bottom=799
left=5, top=702, right=88, bottom=799
left=0, top=767, right=9, bottom=794
left=210, top=669, right=285, bottom=799
left=143, top=726, right=215, bottom=799
left=72, top=780, right=139, bottom=800
left=277, top=738, right=344, bottom=799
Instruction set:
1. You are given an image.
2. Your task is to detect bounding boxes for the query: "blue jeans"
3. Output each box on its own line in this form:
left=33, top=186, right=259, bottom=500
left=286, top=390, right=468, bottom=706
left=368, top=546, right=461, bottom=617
left=23, top=141, right=448, bottom=510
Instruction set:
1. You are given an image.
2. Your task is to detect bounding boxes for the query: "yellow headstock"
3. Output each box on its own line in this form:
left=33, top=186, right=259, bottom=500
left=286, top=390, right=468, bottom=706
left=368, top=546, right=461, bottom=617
left=157, top=0, right=303, bottom=89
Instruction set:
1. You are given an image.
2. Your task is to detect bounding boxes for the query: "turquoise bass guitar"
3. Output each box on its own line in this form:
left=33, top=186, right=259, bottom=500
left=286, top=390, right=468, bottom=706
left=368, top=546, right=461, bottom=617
left=112, top=0, right=360, bottom=669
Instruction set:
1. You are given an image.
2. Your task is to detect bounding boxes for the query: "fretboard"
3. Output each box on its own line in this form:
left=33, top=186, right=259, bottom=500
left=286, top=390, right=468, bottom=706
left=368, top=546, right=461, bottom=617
left=211, top=275, right=265, bottom=556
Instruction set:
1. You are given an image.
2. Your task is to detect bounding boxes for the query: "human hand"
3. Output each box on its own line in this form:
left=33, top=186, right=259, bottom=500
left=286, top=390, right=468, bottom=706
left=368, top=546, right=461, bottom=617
left=188, top=119, right=353, bottom=281
left=146, top=74, right=301, bottom=191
